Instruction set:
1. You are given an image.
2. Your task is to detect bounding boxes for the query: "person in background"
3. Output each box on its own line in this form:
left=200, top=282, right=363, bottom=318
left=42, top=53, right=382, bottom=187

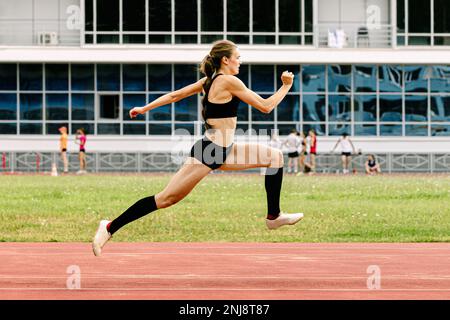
left=283, top=129, right=300, bottom=174
left=365, top=154, right=381, bottom=175
left=331, top=132, right=356, bottom=174
left=296, top=131, right=307, bottom=175
left=268, top=131, right=283, bottom=151
left=75, top=128, right=87, bottom=175
left=306, top=129, right=317, bottom=174
left=58, top=126, right=69, bottom=174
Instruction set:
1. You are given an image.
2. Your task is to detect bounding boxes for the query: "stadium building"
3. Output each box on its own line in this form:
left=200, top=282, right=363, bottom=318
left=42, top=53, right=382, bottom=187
left=0, top=0, right=449, bottom=172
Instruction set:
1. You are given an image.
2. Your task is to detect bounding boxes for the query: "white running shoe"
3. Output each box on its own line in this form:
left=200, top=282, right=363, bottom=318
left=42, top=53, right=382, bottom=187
left=266, top=213, right=304, bottom=230
left=92, top=220, right=112, bottom=256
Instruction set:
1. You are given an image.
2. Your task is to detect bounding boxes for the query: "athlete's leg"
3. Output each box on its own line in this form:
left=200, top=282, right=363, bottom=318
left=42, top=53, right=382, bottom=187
left=341, top=155, right=347, bottom=173
left=108, top=158, right=211, bottom=235
left=61, top=151, right=68, bottom=173
left=220, top=143, right=303, bottom=229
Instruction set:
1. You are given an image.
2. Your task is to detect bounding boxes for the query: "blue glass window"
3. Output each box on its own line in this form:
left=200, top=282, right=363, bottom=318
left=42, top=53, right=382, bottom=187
left=174, top=123, right=194, bottom=135
left=430, top=66, right=450, bottom=93
left=0, top=64, right=17, bottom=90
left=354, top=65, right=377, bottom=92
left=97, top=64, right=120, bottom=91
left=46, top=94, right=68, bottom=120
left=353, top=95, right=376, bottom=122
left=432, top=125, right=450, bottom=136
left=149, top=123, right=171, bottom=135
left=148, top=64, right=172, bottom=91
left=20, top=94, right=42, bottom=120
left=328, top=123, right=350, bottom=136
left=253, top=0, right=275, bottom=32
left=276, top=65, right=300, bottom=92
left=72, top=94, right=95, bottom=120
left=328, top=95, right=351, bottom=122
left=46, top=123, right=69, bottom=135
left=0, top=123, right=16, bottom=134
left=251, top=65, right=274, bottom=92
left=303, top=94, right=325, bottom=121
left=277, top=95, right=299, bottom=121
left=123, top=94, right=146, bottom=121
left=328, top=65, right=352, bottom=93
left=123, top=124, right=146, bottom=135
left=252, top=95, right=274, bottom=121
left=236, top=65, right=249, bottom=87
left=302, top=65, right=325, bottom=92
left=404, top=66, right=428, bottom=93
left=279, top=0, right=301, bottom=32
left=406, top=125, right=428, bottom=136
left=148, top=0, right=171, bottom=31
left=354, top=124, right=376, bottom=136
left=431, top=96, right=450, bottom=121
left=175, top=65, right=197, bottom=90
left=71, top=64, right=95, bottom=91
left=0, top=94, right=17, bottom=120
left=175, top=95, right=197, bottom=121
left=20, top=64, right=42, bottom=91
left=71, top=123, right=94, bottom=135
left=236, top=103, right=249, bottom=121
left=379, top=66, right=403, bottom=92
left=20, top=123, right=42, bottom=134
left=380, top=125, right=402, bottom=136
left=123, top=64, right=146, bottom=92
left=97, top=124, right=120, bottom=135
left=45, top=64, right=68, bottom=91
left=227, top=0, right=249, bottom=32
left=175, top=0, right=197, bottom=31
left=148, top=94, right=171, bottom=121
left=97, top=0, right=119, bottom=31
left=380, top=95, right=402, bottom=122
left=405, top=95, right=428, bottom=122
left=201, top=0, right=223, bottom=31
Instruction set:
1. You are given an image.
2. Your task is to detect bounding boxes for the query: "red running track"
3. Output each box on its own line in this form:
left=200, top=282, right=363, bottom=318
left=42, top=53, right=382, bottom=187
left=0, top=242, right=449, bottom=300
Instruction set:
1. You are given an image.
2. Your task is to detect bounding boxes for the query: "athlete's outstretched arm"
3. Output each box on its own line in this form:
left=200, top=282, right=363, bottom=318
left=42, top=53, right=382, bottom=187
left=129, top=77, right=206, bottom=118
left=226, top=71, right=294, bottom=114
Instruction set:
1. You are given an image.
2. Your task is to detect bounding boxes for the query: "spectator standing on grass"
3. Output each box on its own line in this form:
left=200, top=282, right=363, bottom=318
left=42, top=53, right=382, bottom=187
left=283, top=129, right=300, bottom=174
left=58, top=126, right=69, bottom=174
left=331, top=133, right=356, bottom=174
left=75, top=128, right=87, bottom=175
left=306, top=129, right=317, bottom=174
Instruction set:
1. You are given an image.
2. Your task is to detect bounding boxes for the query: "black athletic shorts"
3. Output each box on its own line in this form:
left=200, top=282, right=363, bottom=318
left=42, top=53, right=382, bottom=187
left=342, top=152, right=352, bottom=157
left=190, top=137, right=233, bottom=170
left=288, top=151, right=299, bottom=158
left=80, top=149, right=86, bottom=153
left=61, top=148, right=67, bottom=152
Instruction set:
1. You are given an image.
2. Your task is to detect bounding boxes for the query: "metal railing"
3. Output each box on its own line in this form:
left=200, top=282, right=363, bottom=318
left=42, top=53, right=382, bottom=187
left=0, top=19, right=80, bottom=46
left=314, top=23, right=393, bottom=48
left=1, top=151, right=449, bottom=174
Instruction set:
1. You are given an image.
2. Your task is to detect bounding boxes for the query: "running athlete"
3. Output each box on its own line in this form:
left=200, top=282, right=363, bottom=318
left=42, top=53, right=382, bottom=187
left=58, top=126, right=68, bottom=173
left=75, top=128, right=87, bottom=174
left=331, top=133, right=356, bottom=174
left=92, top=40, right=304, bottom=256
left=283, top=129, right=300, bottom=174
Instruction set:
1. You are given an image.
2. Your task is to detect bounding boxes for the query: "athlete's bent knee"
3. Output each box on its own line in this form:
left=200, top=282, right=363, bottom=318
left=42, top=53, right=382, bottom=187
left=156, top=193, right=182, bottom=209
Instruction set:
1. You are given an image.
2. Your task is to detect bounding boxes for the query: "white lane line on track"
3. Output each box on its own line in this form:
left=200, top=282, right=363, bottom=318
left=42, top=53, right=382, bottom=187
left=1, top=288, right=450, bottom=292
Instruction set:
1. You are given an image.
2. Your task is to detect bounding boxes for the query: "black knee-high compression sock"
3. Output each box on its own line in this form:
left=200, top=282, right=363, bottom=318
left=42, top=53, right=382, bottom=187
left=107, top=195, right=158, bottom=235
left=265, top=167, right=283, bottom=220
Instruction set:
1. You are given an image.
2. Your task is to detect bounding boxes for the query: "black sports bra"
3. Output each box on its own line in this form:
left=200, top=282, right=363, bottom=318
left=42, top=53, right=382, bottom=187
left=203, top=74, right=240, bottom=120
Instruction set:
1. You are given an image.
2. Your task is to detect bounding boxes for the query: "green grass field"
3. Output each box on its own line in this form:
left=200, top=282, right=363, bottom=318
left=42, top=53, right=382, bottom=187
left=0, top=173, right=449, bottom=242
